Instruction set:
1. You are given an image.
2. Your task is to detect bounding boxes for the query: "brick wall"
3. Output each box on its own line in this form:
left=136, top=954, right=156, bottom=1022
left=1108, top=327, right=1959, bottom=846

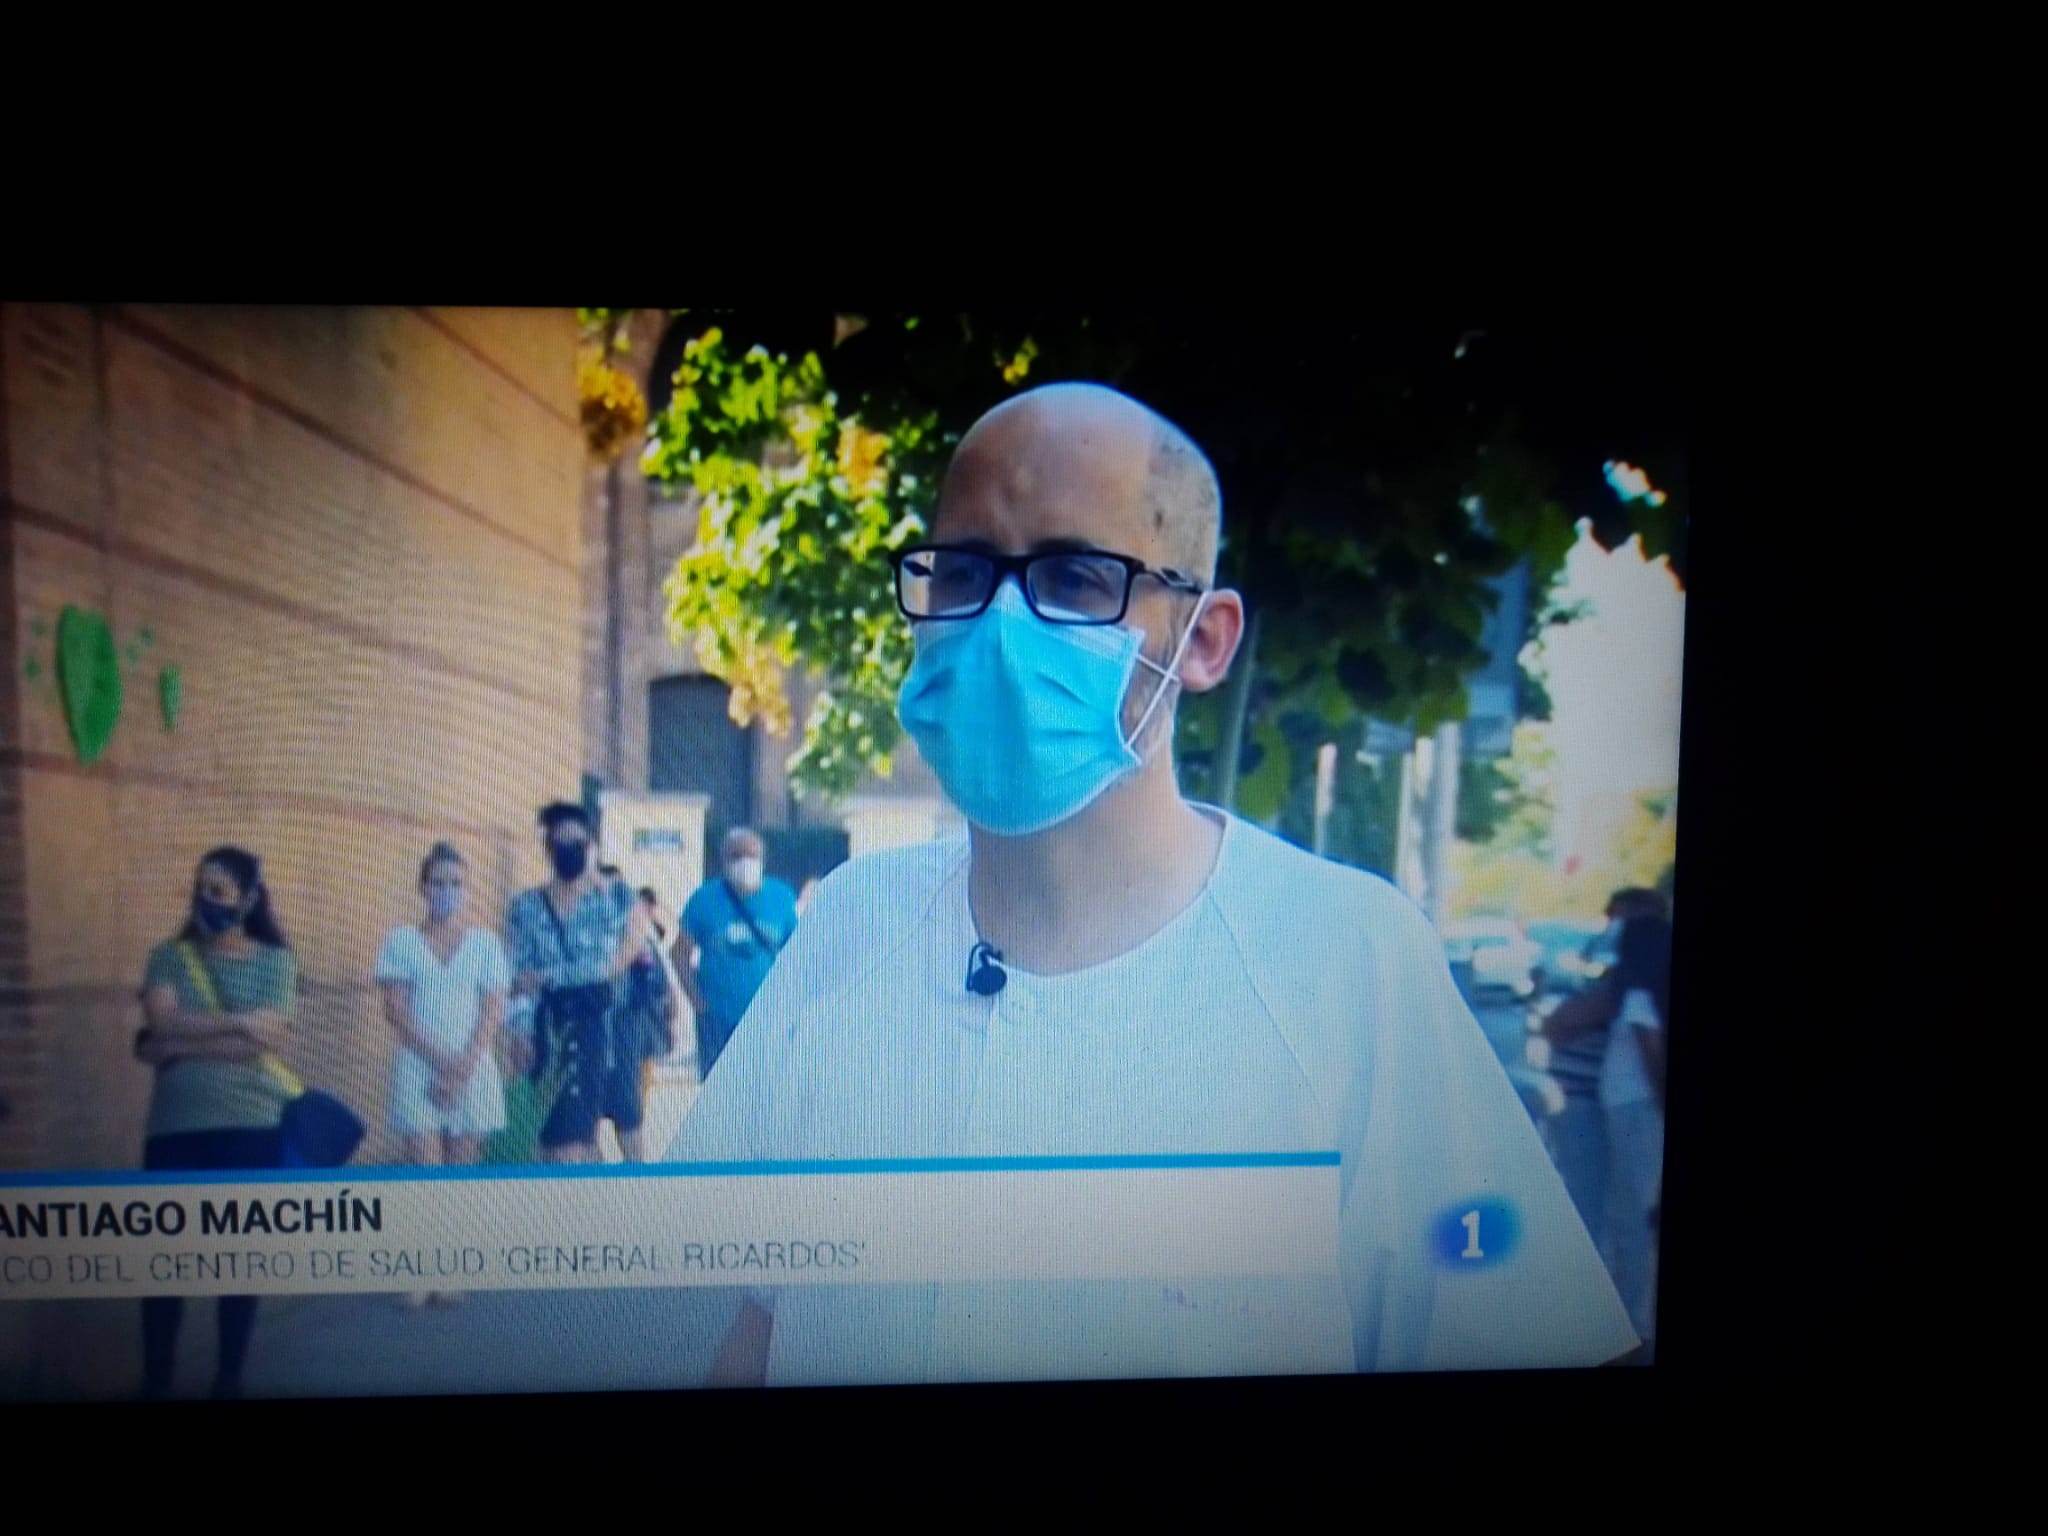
left=0, top=304, right=587, bottom=1170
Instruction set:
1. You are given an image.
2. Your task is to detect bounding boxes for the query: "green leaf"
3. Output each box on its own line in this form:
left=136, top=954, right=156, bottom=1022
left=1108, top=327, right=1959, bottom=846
left=56, top=606, right=123, bottom=764
left=160, top=665, right=183, bottom=731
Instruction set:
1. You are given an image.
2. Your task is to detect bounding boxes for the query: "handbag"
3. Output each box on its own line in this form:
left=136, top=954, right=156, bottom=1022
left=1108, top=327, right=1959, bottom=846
left=625, top=927, right=681, bottom=1060
left=176, top=943, right=366, bottom=1168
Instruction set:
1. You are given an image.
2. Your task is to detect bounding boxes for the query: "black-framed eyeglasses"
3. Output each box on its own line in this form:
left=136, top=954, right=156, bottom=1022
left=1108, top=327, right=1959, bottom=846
left=889, top=544, right=1206, bottom=625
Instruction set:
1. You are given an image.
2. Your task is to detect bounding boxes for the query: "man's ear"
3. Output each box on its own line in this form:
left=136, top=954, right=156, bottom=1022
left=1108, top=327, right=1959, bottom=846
left=1178, top=591, right=1246, bottom=695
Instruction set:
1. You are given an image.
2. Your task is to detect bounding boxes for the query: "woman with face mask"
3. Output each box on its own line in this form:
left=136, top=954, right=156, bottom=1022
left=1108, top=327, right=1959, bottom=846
left=503, top=803, right=656, bottom=1163
left=132, top=846, right=300, bottom=1400
left=375, top=844, right=512, bottom=1301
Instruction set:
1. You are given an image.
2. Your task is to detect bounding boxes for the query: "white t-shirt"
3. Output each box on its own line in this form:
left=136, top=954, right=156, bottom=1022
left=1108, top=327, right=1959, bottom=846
left=666, top=811, right=1637, bottom=1385
left=1599, top=987, right=1664, bottom=1111
left=373, top=925, right=514, bottom=1056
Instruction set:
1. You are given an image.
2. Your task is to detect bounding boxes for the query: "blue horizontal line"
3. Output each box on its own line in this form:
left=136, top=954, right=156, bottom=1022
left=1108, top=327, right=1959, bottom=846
left=0, top=1153, right=1341, bottom=1188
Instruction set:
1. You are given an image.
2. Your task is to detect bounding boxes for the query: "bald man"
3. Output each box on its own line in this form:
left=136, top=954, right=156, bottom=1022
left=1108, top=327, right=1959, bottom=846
left=669, top=383, right=1639, bottom=1387
left=678, top=827, right=799, bottom=1080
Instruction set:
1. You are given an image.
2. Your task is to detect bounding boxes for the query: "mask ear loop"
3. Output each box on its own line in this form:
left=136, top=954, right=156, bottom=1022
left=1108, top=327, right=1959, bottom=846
left=1123, top=592, right=1210, bottom=757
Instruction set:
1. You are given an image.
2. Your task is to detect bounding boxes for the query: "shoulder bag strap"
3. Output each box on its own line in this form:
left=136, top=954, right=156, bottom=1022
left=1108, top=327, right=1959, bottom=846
left=722, top=881, right=784, bottom=954
left=177, top=942, right=303, bottom=1098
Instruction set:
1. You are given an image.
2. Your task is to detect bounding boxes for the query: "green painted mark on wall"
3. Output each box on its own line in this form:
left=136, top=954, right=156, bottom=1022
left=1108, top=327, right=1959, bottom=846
left=56, top=606, right=123, bottom=764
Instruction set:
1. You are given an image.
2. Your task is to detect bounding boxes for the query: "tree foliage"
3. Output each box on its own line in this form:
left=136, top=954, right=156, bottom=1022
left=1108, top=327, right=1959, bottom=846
left=616, top=305, right=1684, bottom=812
left=645, top=325, right=937, bottom=797
left=1451, top=732, right=1677, bottom=923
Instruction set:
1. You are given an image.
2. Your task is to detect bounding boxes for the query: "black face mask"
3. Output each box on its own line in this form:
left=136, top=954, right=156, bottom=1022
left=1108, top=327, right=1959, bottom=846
left=549, top=841, right=590, bottom=882
left=193, top=897, right=242, bottom=936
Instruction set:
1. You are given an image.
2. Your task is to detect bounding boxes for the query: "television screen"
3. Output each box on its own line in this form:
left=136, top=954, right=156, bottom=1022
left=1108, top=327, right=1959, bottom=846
left=0, top=303, right=1685, bottom=1401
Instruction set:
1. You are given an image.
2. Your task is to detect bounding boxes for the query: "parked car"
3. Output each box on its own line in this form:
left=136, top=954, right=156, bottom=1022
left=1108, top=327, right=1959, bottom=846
left=1442, top=918, right=1542, bottom=1000
left=1527, top=918, right=1615, bottom=997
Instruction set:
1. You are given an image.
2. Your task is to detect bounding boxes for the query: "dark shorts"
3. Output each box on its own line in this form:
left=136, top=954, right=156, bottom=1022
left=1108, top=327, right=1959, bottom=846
left=538, top=1051, right=646, bottom=1147
left=534, top=988, right=645, bottom=1148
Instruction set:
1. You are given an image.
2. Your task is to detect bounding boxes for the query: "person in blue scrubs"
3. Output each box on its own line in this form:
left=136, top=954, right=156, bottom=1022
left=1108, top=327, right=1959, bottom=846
left=678, top=827, right=800, bottom=1078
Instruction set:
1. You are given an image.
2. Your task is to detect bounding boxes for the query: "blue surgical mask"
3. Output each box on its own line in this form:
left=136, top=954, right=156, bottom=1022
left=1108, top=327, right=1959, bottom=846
left=897, top=582, right=1206, bottom=836
left=426, top=886, right=466, bottom=921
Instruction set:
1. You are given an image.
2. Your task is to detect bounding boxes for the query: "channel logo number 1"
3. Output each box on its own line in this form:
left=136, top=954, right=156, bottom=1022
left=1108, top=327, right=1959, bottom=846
left=1432, top=1199, right=1519, bottom=1270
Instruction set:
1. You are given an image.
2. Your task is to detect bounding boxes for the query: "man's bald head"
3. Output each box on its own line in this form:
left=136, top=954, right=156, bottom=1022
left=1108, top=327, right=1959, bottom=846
left=943, top=383, right=1222, bottom=585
